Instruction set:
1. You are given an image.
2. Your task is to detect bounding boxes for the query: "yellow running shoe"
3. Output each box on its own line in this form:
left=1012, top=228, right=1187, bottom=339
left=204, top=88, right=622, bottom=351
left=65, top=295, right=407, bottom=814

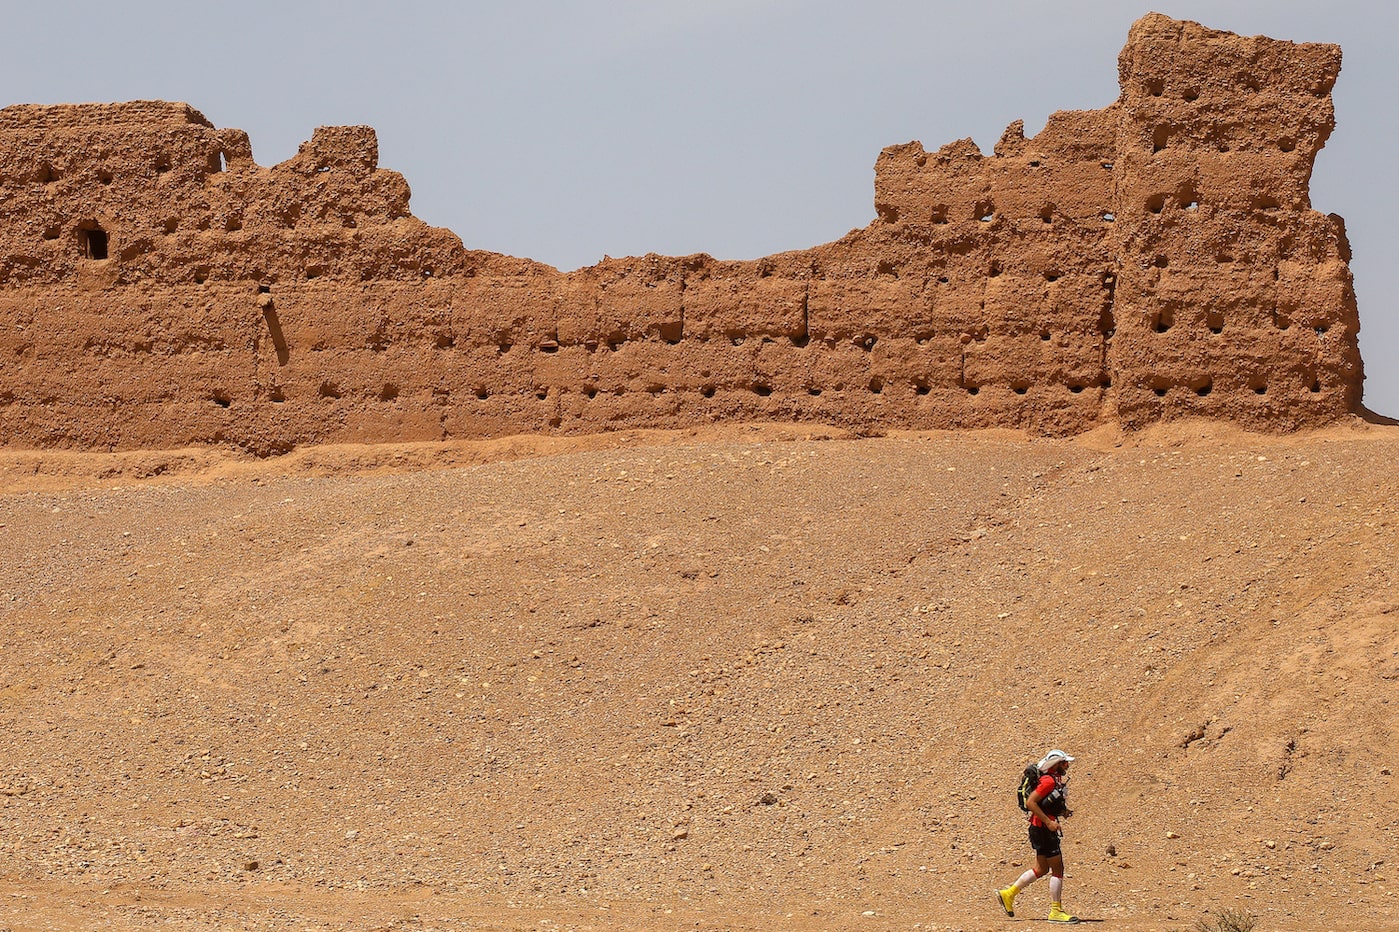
left=1047, top=902, right=1080, bottom=923
left=996, top=887, right=1016, bottom=917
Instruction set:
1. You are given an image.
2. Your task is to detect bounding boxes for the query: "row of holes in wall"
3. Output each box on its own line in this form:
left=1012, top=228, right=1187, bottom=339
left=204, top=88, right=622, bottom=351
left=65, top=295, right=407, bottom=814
left=26, top=155, right=181, bottom=182
left=1147, top=374, right=1325, bottom=397
left=1150, top=124, right=1297, bottom=154
left=221, top=378, right=1114, bottom=407
left=225, top=373, right=1329, bottom=407
left=1151, top=306, right=1331, bottom=336
left=1142, top=75, right=1330, bottom=100
left=514, top=325, right=1098, bottom=355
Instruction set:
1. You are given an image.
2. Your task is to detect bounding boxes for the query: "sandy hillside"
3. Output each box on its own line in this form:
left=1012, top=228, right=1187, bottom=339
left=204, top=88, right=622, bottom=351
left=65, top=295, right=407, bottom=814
left=0, top=420, right=1396, bottom=931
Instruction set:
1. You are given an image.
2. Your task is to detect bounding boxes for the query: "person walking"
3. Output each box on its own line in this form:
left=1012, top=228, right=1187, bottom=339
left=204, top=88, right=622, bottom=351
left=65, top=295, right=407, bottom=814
left=997, top=748, right=1079, bottom=923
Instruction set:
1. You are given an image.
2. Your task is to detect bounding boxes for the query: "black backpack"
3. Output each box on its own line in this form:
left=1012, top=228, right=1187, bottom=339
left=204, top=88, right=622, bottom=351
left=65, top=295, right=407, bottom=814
left=1016, top=763, right=1041, bottom=812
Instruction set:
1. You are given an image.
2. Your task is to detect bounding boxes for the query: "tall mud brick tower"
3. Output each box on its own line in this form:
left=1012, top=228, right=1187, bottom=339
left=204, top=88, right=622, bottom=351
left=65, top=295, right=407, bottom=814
left=0, top=14, right=1364, bottom=454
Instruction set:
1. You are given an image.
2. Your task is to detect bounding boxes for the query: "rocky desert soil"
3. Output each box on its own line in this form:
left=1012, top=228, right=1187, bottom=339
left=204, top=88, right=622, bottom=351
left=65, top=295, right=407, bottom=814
left=0, top=420, right=1396, bottom=931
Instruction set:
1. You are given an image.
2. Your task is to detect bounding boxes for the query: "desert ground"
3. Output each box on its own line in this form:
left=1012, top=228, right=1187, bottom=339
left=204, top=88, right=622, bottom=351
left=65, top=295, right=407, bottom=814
left=0, top=419, right=1395, bottom=931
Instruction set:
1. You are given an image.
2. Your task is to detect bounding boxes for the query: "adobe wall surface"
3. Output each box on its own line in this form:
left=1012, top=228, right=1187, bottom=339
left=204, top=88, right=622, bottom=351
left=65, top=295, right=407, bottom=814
left=0, top=15, right=1363, bottom=454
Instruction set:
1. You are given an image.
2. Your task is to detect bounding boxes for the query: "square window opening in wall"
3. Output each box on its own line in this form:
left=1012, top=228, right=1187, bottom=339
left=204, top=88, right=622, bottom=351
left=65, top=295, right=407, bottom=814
left=79, top=223, right=109, bottom=260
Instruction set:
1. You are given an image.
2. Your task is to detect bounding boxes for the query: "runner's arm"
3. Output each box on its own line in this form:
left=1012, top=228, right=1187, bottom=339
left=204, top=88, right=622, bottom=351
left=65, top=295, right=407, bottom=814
left=1027, top=789, right=1060, bottom=832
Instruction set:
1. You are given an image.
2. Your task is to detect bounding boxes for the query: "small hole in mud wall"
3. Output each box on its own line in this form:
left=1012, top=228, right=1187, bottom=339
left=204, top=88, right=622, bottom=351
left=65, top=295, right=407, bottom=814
left=583, top=384, right=598, bottom=399
left=1151, top=379, right=1170, bottom=397
left=1279, top=137, right=1296, bottom=153
left=988, top=261, right=1002, bottom=278
left=1152, top=126, right=1170, bottom=152
left=1039, top=205, right=1054, bottom=224
left=155, top=155, right=171, bottom=174
left=536, top=388, right=549, bottom=400
left=1206, top=309, right=1225, bottom=334
left=1154, top=255, right=1169, bottom=269
left=914, top=379, right=930, bottom=396
left=857, top=334, right=877, bottom=351
left=1145, top=78, right=1164, bottom=97
left=98, top=170, right=113, bottom=185
left=701, top=385, right=716, bottom=398
left=877, top=260, right=899, bottom=278
left=1146, top=194, right=1166, bottom=214
left=1191, top=377, right=1213, bottom=397
left=1012, top=381, right=1029, bottom=396
left=1251, top=380, right=1267, bottom=395
left=475, top=386, right=489, bottom=400
left=807, top=385, right=822, bottom=396
left=1040, top=329, right=1051, bottom=341
left=80, top=225, right=109, bottom=260
left=1182, top=88, right=1199, bottom=102
left=269, top=387, right=285, bottom=403
left=1101, top=161, right=1114, bottom=171
left=1274, top=312, right=1291, bottom=331
left=42, top=225, right=60, bottom=241
left=305, top=267, right=323, bottom=280
left=1314, top=324, right=1330, bottom=336
left=1101, top=212, right=1115, bottom=222
left=258, top=284, right=272, bottom=294
left=965, top=384, right=979, bottom=396
left=318, top=381, right=342, bottom=399
left=1153, top=308, right=1174, bottom=333
left=379, top=384, right=399, bottom=402
left=1309, top=378, right=1322, bottom=393
left=1253, top=194, right=1280, bottom=211
left=1044, top=269, right=1060, bottom=282
left=976, top=203, right=995, bottom=223
left=752, top=383, right=772, bottom=397
left=208, top=150, right=226, bottom=173
left=868, top=377, right=884, bottom=394
left=211, top=392, right=232, bottom=408
left=226, top=216, right=243, bottom=232
left=930, top=205, right=949, bottom=224
left=1068, top=381, right=1085, bottom=394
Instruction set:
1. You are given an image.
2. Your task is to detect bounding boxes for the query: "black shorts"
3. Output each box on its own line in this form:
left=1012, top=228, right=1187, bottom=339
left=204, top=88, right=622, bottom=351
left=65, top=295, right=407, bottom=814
left=1028, top=824, right=1062, bottom=858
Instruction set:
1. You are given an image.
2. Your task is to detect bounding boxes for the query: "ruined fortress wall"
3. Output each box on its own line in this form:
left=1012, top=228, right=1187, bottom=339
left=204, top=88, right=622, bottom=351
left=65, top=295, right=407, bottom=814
left=0, top=15, right=1363, bottom=454
left=1109, top=15, right=1362, bottom=429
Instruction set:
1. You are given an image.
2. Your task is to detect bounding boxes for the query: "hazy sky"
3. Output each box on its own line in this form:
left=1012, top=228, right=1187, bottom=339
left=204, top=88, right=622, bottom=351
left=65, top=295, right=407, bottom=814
left=3, top=2, right=1393, bottom=417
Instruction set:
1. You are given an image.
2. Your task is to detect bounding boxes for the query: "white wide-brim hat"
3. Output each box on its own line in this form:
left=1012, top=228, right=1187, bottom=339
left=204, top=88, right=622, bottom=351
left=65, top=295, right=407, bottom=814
left=1038, top=749, right=1075, bottom=771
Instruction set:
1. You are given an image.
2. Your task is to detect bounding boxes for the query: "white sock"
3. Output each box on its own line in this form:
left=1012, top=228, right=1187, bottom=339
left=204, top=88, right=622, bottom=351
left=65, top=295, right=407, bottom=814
left=1049, top=875, right=1063, bottom=903
left=1014, top=869, right=1040, bottom=890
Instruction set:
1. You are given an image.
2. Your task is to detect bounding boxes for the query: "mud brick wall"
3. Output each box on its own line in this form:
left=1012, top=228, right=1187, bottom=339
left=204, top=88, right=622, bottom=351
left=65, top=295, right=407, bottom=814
left=0, top=14, right=1363, bottom=454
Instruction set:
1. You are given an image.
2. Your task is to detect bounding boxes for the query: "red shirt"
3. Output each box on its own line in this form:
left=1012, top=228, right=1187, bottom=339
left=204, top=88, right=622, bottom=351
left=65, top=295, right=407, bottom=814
left=1027, top=773, right=1068, bottom=828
